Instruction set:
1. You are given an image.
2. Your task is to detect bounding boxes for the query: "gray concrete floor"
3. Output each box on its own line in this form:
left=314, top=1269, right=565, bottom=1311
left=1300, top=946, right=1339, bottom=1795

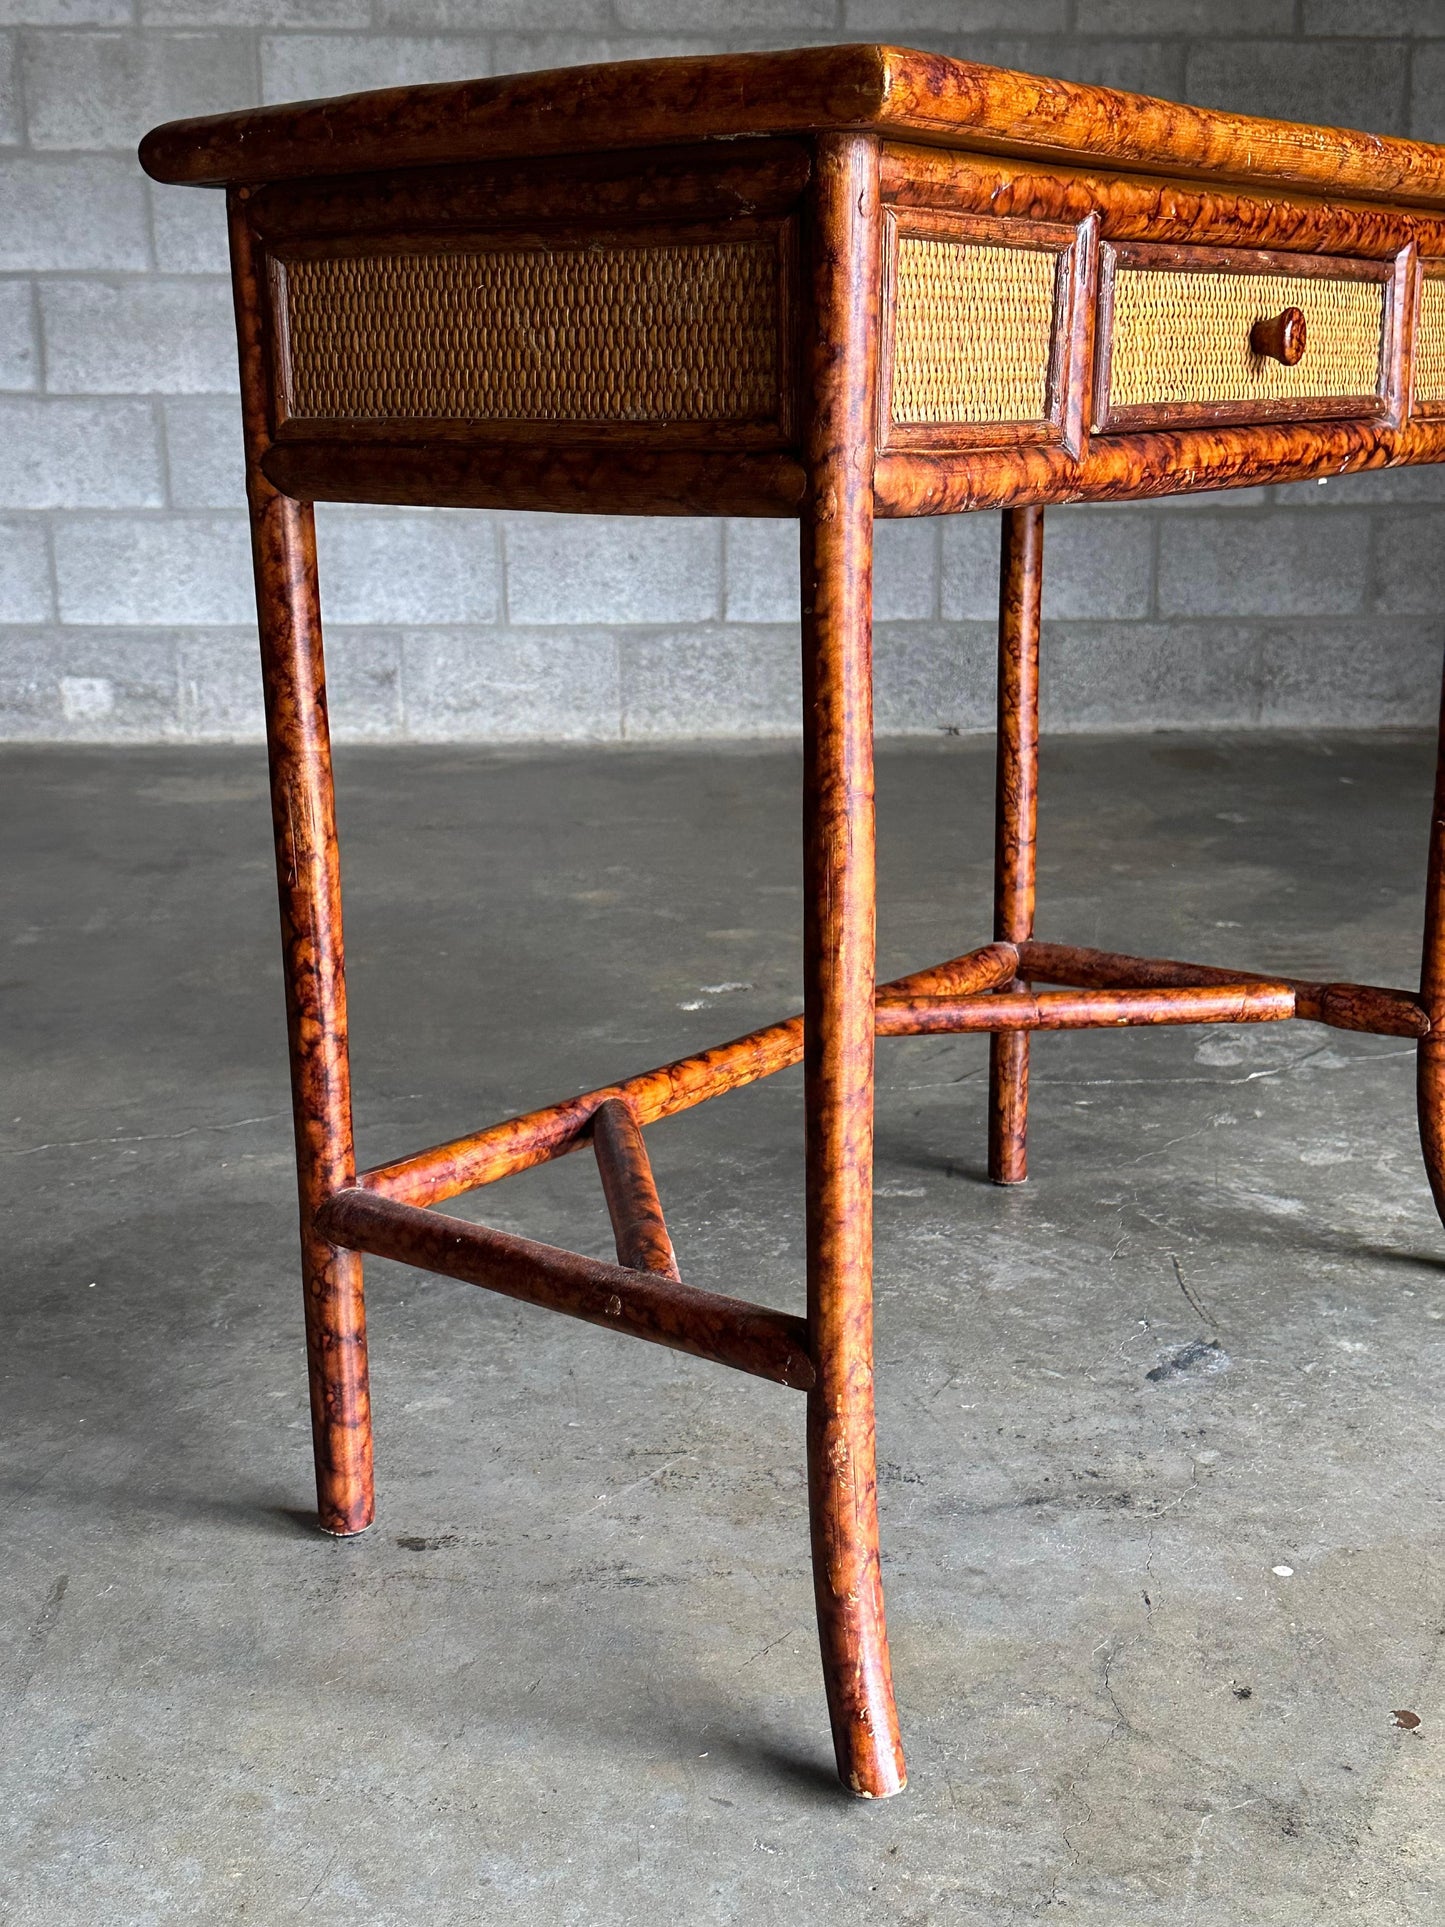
left=2, top=733, right=1443, bottom=1925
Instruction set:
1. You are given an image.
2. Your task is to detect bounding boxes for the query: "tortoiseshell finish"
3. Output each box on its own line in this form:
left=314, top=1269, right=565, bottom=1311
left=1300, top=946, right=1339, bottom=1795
left=144, top=47, right=1445, bottom=1800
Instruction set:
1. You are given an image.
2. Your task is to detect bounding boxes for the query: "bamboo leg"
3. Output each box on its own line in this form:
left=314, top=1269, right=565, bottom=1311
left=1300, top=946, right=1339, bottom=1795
left=800, top=133, right=905, bottom=1800
left=230, top=193, right=373, bottom=1535
left=988, top=505, right=1044, bottom=1185
left=1419, top=647, right=1445, bottom=1227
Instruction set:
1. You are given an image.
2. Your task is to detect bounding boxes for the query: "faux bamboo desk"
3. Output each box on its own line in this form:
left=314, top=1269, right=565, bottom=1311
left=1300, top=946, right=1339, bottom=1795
left=141, top=46, right=1445, bottom=1799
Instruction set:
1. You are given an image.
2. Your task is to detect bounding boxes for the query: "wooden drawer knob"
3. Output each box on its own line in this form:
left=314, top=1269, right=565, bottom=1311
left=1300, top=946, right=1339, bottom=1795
left=1250, top=306, right=1307, bottom=366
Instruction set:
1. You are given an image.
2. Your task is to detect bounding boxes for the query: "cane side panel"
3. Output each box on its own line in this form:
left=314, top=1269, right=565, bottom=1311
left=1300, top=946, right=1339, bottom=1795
left=1104, top=266, right=1386, bottom=419
left=273, top=235, right=785, bottom=432
left=890, top=237, right=1059, bottom=427
left=1416, top=271, right=1445, bottom=406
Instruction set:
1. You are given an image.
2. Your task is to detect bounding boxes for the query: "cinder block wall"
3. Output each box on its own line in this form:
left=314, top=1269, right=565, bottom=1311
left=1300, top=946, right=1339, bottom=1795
left=4, top=1, right=1445, bottom=742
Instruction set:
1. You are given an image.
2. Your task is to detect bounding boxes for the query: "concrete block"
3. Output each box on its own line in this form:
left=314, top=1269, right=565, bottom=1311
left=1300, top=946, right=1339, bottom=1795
left=42, top=279, right=237, bottom=394
left=314, top=508, right=499, bottom=625
left=0, top=278, right=37, bottom=389
left=0, top=516, right=52, bottom=620
left=0, top=2, right=130, bottom=20
left=949, top=34, right=1185, bottom=97
left=24, top=29, right=255, bottom=150
left=375, top=0, right=609, bottom=29
left=1305, top=0, right=1445, bottom=32
left=876, top=518, right=939, bottom=621
left=1412, top=45, right=1445, bottom=145
left=1184, top=40, right=1408, bottom=134
left=176, top=627, right=261, bottom=739
left=1079, top=0, right=1293, bottom=29
left=261, top=34, right=493, bottom=105
left=1158, top=512, right=1371, bottom=617
left=0, top=626, right=178, bottom=738
left=622, top=0, right=832, bottom=24
left=163, top=396, right=244, bottom=508
left=943, top=505, right=1153, bottom=621
left=0, top=33, right=16, bottom=147
left=939, top=514, right=998, bottom=622
left=844, top=0, right=1069, bottom=29
left=1370, top=509, right=1445, bottom=613
left=55, top=512, right=252, bottom=624
left=179, top=626, right=402, bottom=740
left=491, top=35, right=699, bottom=74
left=321, top=632, right=406, bottom=742
left=149, top=183, right=232, bottom=274
left=141, top=0, right=368, bottom=27
left=1152, top=485, right=1274, bottom=511
left=1043, top=509, right=1154, bottom=620
left=505, top=514, right=720, bottom=626
left=402, top=626, right=621, bottom=740
left=724, top=519, right=797, bottom=625
left=874, top=621, right=996, bottom=734
left=1260, top=619, right=1442, bottom=726
left=0, top=397, right=164, bottom=508
left=1043, top=620, right=1262, bottom=731
left=717, top=32, right=859, bottom=54
left=620, top=624, right=799, bottom=737
left=0, top=157, right=148, bottom=269
left=1272, top=469, right=1445, bottom=506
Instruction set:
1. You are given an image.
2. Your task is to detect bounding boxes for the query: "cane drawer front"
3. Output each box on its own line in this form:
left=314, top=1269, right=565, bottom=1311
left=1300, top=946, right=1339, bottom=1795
left=268, top=224, right=793, bottom=445
left=1416, top=267, right=1445, bottom=409
left=881, top=209, right=1088, bottom=452
left=1096, top=242, right=1394, bottom=433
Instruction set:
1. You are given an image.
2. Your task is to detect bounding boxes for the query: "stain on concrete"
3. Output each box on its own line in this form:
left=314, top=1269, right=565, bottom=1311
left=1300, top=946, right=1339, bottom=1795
left=1147, top=1338, right=1232, bottom=1382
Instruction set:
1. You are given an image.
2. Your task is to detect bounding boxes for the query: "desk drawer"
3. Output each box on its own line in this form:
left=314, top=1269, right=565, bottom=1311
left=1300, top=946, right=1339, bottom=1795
left=267, top=222, right=795, bottom=447
left=880, top=208, right=1093, bottom=453
left=1095, top=242, right=1396, bottom=433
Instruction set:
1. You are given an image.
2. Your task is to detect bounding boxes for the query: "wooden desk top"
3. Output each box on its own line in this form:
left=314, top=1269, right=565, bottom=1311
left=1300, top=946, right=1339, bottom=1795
left=140, top=42, right=1445, bottom=213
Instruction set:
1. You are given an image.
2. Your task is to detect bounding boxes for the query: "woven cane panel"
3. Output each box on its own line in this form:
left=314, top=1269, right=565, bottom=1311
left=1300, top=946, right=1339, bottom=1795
left=1416, top=274, right=1445, bottom=404
left=891, top=237, right=1058, bottom=425
left=277, top=238, right=781, bottom=426
left=1107, top=267, right=1385, bottom=411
